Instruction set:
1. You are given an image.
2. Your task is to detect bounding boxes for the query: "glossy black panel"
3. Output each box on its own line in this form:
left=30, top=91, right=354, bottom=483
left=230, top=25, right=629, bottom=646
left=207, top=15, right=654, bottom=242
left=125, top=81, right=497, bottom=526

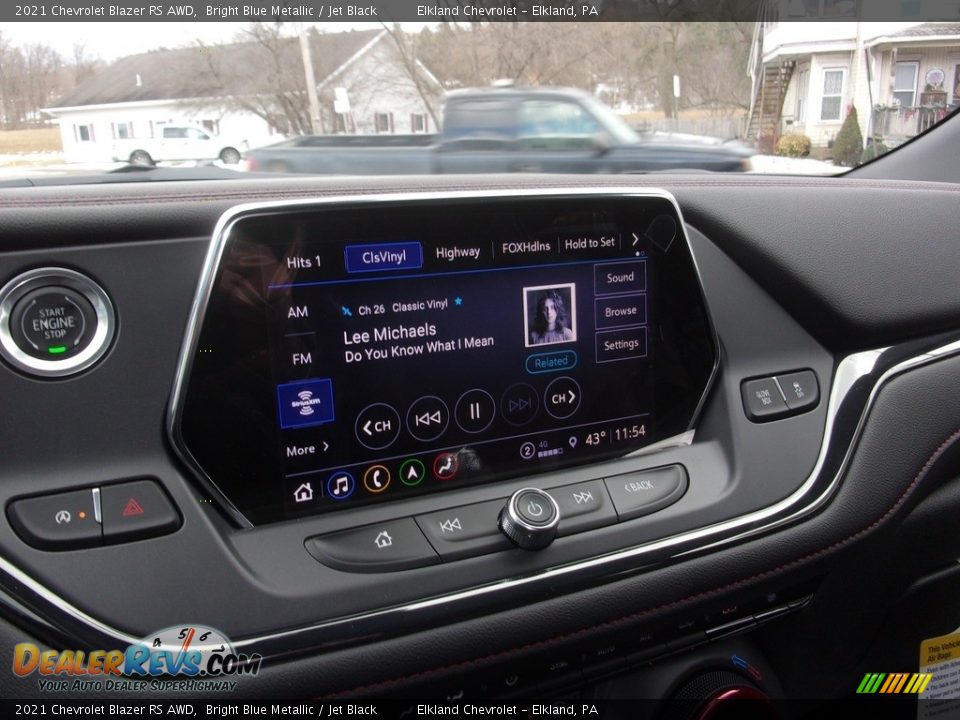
left=176, top=194, right=716, bottom=524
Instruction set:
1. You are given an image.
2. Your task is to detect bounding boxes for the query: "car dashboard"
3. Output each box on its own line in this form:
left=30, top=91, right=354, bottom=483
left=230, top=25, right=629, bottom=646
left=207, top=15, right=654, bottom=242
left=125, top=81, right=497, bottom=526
left=2, top=174, right=960, bottom=713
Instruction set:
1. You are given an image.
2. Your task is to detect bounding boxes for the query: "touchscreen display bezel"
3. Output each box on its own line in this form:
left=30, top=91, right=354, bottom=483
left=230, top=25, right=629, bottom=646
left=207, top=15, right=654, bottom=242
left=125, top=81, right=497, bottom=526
left=169, top=189, right=718, bottom=527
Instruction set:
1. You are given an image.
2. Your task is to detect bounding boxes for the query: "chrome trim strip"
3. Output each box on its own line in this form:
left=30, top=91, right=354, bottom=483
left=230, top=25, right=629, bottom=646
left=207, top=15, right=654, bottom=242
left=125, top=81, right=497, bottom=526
left=0, top=188, right=956, bottom=659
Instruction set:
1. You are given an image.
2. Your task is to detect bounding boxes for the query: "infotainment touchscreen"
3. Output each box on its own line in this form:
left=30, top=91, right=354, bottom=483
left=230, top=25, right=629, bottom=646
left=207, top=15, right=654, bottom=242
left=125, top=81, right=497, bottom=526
left=174, top=192, right=717, bottom=525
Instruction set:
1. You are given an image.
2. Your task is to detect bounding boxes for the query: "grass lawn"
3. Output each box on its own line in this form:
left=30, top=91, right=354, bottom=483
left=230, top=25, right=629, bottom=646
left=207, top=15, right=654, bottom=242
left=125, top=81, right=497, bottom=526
left=0, top=127, right=62, bottom=154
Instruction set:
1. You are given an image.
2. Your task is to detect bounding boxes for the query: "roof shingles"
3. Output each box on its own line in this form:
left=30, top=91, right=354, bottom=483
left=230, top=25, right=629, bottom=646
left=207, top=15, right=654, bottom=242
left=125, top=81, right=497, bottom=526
left=52, top=29, right=383, bottom=108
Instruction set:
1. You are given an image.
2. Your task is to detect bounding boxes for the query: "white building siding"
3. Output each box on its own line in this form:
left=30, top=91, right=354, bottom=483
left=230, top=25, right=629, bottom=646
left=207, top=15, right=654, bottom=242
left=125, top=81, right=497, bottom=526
left=764, top=22, right=919, bottom=57
left=319, top=39, right=439, bottom=135
left=52, top=102, right=278, bottom=163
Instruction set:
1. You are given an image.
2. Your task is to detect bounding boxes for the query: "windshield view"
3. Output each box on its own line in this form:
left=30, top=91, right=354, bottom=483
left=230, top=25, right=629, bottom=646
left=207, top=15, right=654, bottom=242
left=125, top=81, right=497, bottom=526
left=2, top=17, right=959, bottom=181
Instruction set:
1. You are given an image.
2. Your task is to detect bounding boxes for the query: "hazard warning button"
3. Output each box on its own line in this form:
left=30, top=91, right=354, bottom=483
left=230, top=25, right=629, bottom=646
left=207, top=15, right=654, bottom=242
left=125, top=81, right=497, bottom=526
left=101, top=480, right=180, bottom=543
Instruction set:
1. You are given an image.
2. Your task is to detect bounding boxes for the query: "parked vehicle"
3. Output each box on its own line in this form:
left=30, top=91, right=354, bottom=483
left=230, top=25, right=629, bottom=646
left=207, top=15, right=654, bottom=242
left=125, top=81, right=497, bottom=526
left=242, top=87, right=755, bottom=174
left=112, top=125, right=245, bottom=166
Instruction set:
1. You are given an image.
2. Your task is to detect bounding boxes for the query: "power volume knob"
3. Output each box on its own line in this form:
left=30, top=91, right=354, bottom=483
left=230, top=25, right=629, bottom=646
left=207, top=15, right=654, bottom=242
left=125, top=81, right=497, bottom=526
left=498, top=488, right=560, bottom=550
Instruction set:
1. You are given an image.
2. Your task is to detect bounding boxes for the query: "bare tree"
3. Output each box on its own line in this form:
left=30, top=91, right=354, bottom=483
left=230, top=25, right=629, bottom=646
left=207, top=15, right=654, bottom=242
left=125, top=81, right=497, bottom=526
left=71, top=44, right=100, bottom=86
left=190, top=23, right=313, bottom=136
left=0, top=33, right=62, bottom=129
left=380, top=23, right=442, bottom=129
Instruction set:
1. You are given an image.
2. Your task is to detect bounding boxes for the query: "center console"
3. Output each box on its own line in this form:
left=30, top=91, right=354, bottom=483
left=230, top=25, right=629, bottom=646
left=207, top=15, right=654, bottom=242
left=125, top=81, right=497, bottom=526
left=0, top=187, right=839, bottom=666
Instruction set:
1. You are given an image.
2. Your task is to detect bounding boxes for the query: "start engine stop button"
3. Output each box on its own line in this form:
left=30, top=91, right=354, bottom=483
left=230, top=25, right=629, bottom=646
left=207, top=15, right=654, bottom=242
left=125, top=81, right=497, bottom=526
left=10, top=287, right=96, bottom=360
left=0, top=268, right=115, bottom=378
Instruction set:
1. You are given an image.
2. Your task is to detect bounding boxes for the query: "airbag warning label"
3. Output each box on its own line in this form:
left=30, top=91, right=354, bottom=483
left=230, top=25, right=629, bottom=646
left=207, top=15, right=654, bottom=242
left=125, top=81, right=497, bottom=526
left=919, top=630, right=960, bottom=718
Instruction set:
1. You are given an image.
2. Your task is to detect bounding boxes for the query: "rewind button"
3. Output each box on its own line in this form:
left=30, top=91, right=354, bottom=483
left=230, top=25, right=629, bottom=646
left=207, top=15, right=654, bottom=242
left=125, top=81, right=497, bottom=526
left=415, top=499, right=513, bottom=561
left=406, top=396, right=450, bottom=442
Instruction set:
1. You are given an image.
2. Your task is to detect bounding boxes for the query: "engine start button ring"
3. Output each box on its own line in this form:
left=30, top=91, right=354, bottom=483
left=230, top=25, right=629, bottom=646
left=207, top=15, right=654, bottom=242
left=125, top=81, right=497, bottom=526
left=0, top=267, right=116, bottom=378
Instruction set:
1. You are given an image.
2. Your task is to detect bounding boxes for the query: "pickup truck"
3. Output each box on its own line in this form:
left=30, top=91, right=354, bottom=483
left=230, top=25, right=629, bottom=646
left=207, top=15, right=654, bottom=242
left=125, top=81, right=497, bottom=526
left=241, top=87, right=755, bottom=174
left=112, top=125, right=245, bottom=166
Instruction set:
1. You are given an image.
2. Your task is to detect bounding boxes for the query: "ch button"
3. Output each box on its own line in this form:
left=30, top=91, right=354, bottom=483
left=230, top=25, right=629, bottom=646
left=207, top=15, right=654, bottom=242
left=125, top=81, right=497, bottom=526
left=544, top=377, right=581, bottom=419
left=355, top=403, right=401, bottom=450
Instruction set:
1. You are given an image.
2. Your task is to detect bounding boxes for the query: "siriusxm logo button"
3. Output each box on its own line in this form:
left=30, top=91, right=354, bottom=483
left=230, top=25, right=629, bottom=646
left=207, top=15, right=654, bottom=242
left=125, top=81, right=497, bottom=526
left=277, top=379, right=335, bottom=429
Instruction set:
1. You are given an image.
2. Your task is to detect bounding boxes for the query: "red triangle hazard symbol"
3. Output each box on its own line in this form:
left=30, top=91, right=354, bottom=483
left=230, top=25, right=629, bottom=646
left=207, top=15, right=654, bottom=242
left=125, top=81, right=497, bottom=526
left=122, top=498, right=144, bottom=517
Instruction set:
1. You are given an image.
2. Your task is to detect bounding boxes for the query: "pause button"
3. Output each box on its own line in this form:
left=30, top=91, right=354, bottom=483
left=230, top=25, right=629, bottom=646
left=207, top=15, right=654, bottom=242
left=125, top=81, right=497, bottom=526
left=455, top=389, right=495, bottom=434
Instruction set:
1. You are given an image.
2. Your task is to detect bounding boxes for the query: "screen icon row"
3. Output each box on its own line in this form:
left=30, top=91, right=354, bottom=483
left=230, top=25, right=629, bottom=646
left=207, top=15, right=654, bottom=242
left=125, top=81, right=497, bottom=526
left=291, top=453, right=459, bottom=505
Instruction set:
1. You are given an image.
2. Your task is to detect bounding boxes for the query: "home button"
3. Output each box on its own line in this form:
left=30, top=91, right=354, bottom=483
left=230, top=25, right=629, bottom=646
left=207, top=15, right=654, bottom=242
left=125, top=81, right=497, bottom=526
left=305, top=518, right=440, bottom=573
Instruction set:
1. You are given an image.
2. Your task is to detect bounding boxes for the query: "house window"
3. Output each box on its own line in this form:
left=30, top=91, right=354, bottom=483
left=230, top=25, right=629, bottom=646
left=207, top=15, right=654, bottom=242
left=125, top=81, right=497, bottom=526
left=74, top=124, right=95, bottom=142
left=374, top=112, right=394, bottom=133
left=893, top=61, right=919, bottom=107
left=796, top=67, right=810, bottom=122
left=112, top=122, right=133, bottom=140
left=820, top=69, right=845, bottom=121
left=410, top=113, right=427, bottom=133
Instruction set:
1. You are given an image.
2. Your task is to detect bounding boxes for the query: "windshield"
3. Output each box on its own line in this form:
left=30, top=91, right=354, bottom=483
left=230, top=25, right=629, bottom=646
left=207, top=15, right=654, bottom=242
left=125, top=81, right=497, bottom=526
left=1, top=13, right=958, bottom=181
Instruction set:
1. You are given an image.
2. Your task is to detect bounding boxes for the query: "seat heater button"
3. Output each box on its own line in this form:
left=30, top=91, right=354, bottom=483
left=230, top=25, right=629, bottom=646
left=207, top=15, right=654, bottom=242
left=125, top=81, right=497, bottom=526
left=604, top=465, right=688, bottom=522
left=306, top=518, right=439, bottom=572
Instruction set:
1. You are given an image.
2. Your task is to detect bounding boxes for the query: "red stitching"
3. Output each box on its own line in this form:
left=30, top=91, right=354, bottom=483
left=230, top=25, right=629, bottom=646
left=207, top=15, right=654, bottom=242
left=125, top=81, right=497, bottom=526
left=327, top=425, right=960, bottom=697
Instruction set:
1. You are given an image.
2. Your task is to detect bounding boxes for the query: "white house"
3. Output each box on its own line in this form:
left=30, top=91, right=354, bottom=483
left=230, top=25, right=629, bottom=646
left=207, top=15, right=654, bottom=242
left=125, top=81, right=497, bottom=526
left=43, top=29, right=442, bottom=164
left=747, top=19, right=960, bottom=150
